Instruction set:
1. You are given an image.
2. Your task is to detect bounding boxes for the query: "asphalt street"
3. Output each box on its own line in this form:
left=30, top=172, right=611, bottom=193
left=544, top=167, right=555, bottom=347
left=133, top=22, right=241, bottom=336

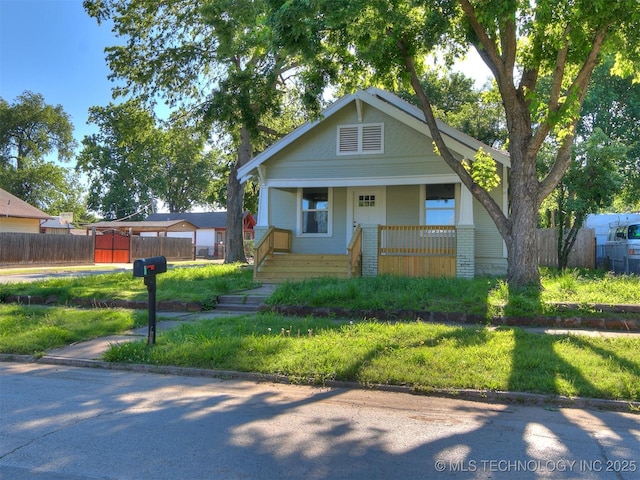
left=2, top=362, right=640, bottom=480
left=0, top=266, right=131, bottom=284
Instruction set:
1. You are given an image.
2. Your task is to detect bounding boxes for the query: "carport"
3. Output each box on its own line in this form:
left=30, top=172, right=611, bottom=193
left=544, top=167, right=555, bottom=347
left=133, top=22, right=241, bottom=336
left=87, top=220, right=198, bottom=263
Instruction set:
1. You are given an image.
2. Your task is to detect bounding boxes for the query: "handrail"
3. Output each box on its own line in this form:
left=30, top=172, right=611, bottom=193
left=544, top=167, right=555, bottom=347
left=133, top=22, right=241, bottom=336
left=253, top=227, right=292, bottom=278
left=378, top=225, right=456, bottom=256
left=347, top=225, right=362, bottom=277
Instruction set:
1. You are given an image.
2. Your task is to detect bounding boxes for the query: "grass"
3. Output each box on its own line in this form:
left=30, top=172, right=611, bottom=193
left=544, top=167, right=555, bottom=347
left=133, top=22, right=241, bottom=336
left=266, top=268, right=640, bottom=319
left=3, top=265, right=640, bottom=402
left=0, top=263, right=256, bottom=307
left=0, top=304, right=145, bottom=355
left=103, top=313, right=640, bottom=402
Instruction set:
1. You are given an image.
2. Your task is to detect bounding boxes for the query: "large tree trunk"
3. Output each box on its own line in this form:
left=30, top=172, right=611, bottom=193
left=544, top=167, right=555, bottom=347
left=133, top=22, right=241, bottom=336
left=506, top=179, right=541, bottom=286
left=503, top=108, right=542, bottom=287
left=225, top=126, right=251, bottom=264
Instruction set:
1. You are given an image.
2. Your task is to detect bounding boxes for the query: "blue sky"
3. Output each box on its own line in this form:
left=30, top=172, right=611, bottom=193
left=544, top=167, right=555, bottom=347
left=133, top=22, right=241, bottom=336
left=0, top=0, right=118, bottom=147
left=0, top=0, right=492, bottom=163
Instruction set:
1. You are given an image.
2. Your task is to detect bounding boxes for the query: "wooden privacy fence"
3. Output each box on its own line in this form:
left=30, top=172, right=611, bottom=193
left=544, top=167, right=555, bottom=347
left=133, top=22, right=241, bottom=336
left=131, top=237, right=194, bottom=261
left=0, top=233, right=194, bottom=265
left=378, top=225, right=456, bottom=277
left=536, top=228, right=595, bottom=269
left=0, top=233, right=93, bottom=264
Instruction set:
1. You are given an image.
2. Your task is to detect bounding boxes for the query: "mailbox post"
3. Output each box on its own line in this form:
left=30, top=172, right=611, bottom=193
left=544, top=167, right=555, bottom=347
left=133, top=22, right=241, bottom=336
left=133, top=256, right=167, bottom=345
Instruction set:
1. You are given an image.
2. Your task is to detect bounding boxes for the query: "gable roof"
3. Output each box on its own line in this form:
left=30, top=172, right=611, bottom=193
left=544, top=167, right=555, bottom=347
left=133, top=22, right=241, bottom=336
left=144, top=211, right=255, bottom=229
left=41, top=217, right=74, bottom=229
left=238, top=87, right=510, bottom=183
left=87, top=220, right=198, bottom=233
left=0, top=187, right=52, bottom=220
left=145, top=212, right=228, bottom=229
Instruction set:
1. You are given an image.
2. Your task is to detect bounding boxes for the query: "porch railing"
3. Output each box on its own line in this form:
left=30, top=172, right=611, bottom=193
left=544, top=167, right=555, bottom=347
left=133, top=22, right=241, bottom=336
left=379, top=225, right=456, bottom=255
left=254, top=227, right=292, bottom=276
left=347, top=225, right=362, bottom=277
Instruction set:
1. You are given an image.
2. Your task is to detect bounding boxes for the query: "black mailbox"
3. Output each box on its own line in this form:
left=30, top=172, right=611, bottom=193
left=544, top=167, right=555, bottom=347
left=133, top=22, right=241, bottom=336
left=133, top=256, right=167, bottom=345
left=133, top=256, right=167, bottom=278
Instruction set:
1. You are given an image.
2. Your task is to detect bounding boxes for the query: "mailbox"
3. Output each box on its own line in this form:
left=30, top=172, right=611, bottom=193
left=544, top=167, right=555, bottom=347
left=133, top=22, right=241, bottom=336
left=133, top=256, right=167, bottom=345
left=133, top=256, right=167, bottom=278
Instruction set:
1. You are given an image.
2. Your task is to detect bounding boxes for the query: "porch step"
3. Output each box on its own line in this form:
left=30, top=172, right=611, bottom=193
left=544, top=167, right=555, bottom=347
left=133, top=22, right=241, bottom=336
left=256, top=254, right=357, bottom=283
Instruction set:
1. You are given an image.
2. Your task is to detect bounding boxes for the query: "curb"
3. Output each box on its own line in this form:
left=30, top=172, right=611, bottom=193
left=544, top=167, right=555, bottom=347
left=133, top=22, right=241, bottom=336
left=3, top=352, right=639, bottom=414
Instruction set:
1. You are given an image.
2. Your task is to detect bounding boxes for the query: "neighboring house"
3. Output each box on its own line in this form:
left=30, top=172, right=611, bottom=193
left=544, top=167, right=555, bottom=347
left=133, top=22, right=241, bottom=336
left=0, top=187, right=52, bottom=234
left=87, top=219, right=199, bottom=238
left=237, top=87, right=510, bottom=282
left=40, top=216, right=75, bottom=235
left=144, top=212, right=256, bottom=258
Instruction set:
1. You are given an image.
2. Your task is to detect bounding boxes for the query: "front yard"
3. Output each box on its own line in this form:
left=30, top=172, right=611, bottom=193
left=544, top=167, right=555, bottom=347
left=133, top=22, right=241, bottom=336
left=2, top=265, right=640, bottom=403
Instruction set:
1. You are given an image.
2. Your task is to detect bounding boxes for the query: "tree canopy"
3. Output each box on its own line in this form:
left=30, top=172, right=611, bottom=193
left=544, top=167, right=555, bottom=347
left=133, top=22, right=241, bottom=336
left=578, top=56, right=640, bottom=211
left=268, top=0, right=640, bottom=286
left=84, top=0, right=310, bottom=262
left=77, top=101, right=217, bottom=219
left=0, top=91, right=90, bottom=217
left=0, top=91, right=76, bottom=169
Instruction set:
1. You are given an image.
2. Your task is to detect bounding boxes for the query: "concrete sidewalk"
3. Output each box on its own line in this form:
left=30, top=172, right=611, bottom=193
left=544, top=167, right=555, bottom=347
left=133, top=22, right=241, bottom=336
left=42, top=284, right=277, bottom=364
left=43, top=311, right=236, bottom=363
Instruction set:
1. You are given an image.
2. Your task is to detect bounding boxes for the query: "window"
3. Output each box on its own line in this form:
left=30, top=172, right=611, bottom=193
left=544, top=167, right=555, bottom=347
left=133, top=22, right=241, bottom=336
left=425, top=184, right=455, bottom=226
left=337, top=123, right=383, bottom=155
left=358, top=194, right=376, bottom=207
left=300, top=187, right=331, bottom=235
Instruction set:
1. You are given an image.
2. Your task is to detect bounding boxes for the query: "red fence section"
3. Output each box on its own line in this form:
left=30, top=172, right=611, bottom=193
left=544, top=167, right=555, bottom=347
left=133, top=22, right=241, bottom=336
left=94, top=230, right=130, bottom=263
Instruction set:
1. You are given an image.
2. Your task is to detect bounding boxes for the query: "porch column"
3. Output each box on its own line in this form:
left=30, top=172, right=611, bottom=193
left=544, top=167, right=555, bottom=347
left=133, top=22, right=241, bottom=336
left=361, top=224, right=379, bottom=277
left=253, top=186, right=270, bottom=245
left=456, top=185, right=475, bottom=279
left=257, top=186, right=269, bottom=226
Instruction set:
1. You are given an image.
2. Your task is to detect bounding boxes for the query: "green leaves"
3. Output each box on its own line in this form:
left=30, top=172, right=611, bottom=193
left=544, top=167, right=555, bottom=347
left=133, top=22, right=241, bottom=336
left=463, top=148, right=500, bottom=191
left=0, top=91, right=76, bottom=168
left=77, top=101, right=218, bottom=218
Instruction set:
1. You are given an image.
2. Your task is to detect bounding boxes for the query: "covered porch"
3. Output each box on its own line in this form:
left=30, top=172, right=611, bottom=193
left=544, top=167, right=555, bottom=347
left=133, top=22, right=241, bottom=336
left=253, top=225, right=458, bottom=283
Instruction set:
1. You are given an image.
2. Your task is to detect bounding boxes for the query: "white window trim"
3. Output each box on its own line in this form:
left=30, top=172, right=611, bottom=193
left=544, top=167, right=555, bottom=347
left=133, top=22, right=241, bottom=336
left=420, top=184, right=459, bottom=227
left=337, top=123, right=384, bottom=155
left=297, top=187, right=333, bottom=237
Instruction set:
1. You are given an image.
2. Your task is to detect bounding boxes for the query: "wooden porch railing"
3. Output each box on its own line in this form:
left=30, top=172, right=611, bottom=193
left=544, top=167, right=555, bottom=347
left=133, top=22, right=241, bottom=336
left=253, top=227, right=292, bottom=277
left=379, top=225, right=456, bottom=255
left=347, top=225, right=362, bottom=277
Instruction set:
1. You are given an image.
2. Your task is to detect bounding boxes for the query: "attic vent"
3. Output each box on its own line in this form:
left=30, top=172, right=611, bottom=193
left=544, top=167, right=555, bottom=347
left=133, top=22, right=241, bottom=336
left=337, top=123, right=383, bottom=155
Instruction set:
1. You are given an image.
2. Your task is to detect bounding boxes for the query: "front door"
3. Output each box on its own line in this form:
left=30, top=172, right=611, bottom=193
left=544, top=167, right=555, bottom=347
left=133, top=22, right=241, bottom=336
left=347, top=187, right=386, bottom=245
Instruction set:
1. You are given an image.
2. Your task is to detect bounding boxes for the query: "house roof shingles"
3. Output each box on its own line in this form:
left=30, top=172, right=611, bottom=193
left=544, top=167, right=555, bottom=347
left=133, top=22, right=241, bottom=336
left=145, top=212, right=254, bottom=229
left=145, top=212, right=228, bottom=229
left=0, top=188, right=52, bottom=220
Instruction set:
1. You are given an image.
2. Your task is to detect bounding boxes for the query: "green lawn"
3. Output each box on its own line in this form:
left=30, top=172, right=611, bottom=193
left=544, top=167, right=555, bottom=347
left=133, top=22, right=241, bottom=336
left=0, top=262, right=256, bottom=306
left=2, top=265, right=640, bottom=403
left=0, top=304, right=145, bottom=355
left=103, top=313, right=640, bottom=402
left=266, top=268, right=640, bottom=319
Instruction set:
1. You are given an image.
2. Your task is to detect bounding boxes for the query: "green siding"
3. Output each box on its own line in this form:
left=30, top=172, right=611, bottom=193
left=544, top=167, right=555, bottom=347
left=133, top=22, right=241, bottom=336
left=386, top=185, right=420, bottom=224
left=269, top=188, right=297, bottom=230
left=265, top=104, right=454, bottom=182
left=269, top=187, right=348, bottom=254
left=473, top=176, right=507, bottom=275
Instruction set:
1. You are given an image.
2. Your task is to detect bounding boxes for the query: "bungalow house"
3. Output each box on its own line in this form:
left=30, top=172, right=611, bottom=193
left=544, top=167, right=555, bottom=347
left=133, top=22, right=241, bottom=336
left=0, top=187, right=52, bottom=233
left=237, top=88, right=510, bottom=282
left=144, top=211, right=256, bottom=258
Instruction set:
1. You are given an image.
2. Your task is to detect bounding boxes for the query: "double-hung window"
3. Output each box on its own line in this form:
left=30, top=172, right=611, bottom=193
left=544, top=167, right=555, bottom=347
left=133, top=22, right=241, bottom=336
left=299, top=187, right=332, bottom=236
left=425, top=184, right=456, bottom=226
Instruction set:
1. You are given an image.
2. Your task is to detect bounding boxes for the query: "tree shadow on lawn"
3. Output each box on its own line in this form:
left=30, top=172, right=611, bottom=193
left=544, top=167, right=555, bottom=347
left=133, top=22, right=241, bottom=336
left=504, top=283, right=640, bottom=401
